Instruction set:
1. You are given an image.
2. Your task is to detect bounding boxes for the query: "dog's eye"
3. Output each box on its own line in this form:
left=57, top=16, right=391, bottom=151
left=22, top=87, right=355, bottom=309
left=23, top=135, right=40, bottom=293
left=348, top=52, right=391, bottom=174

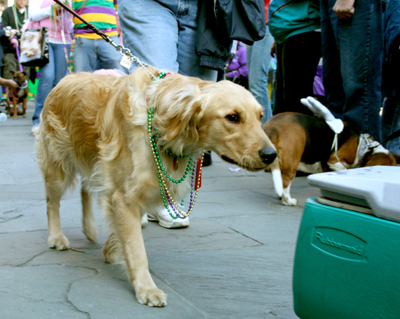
left=226, top=114, right=240, bottom=123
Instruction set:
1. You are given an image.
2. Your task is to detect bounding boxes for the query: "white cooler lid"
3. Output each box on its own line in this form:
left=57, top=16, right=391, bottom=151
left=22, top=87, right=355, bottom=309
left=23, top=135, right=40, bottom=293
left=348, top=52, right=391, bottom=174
left=308, top=166, right=400, bottom=222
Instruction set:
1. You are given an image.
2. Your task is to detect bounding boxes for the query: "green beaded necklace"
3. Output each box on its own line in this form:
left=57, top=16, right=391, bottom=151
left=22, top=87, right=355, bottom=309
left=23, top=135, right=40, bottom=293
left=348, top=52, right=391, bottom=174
left=147, top=72, right=203, bottom=218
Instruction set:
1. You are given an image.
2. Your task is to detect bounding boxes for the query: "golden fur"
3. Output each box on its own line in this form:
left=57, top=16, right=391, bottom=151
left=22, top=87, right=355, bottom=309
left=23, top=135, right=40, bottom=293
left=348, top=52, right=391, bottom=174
left=35, top=67, right=276, bottom=307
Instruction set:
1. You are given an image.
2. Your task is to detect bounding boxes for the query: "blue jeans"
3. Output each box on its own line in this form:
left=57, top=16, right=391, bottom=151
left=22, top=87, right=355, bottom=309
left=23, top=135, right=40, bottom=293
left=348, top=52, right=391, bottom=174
left=320, top=0, right=384, bottom=141
left=32, top=42, right=71, bottom=124
left=382, top=98, right=400, bottom=155
left=246, top=26, right=274, bottom=123
left=118, top=0, right=217, bottom=81
left=73, top=35, right=126, bottom=73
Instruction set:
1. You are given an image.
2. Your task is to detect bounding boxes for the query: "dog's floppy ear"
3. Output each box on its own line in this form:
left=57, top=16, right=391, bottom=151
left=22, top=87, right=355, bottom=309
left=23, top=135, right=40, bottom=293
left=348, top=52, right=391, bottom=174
left=154, top=77, right=205, bottom=142
left=10, top=71, right=15, bottom=76
left=164, top=99, right=203, bottom=141
left=22, top=72, right=27, bottom=76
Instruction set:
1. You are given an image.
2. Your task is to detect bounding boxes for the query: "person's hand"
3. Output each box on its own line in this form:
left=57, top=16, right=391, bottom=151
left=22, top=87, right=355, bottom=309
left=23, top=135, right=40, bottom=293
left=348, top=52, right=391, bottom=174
left=1, top=79, right=19, bottom=88
left=333, top=0, right=355, bottom=19
left=10, top=37, right=18, bottom=47
left=270, top=40, right=277, bottom=58
left=10, top=29, right=18, bottom=38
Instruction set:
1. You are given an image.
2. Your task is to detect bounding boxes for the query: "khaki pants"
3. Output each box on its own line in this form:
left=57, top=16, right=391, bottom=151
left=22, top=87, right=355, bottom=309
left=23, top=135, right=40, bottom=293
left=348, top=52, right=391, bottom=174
left=3, top=53, right=31, bottom=80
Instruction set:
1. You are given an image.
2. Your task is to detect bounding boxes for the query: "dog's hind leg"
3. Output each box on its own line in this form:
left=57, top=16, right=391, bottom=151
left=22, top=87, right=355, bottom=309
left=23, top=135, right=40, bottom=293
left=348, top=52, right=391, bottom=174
left=81, top=182, right=97, bottom=242
left=108, top=191, right=167, bottom=307
left=45, top=164, right=73, bottom=250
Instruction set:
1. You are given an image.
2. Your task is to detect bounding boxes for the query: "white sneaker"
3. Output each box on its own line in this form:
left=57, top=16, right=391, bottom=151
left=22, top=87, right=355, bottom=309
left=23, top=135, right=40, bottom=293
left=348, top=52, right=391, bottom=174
left=147, top=207, right=189, bottom=229
left=31, top=124, right=40, bottom=135
left=141, top=213, right=148, bottom=228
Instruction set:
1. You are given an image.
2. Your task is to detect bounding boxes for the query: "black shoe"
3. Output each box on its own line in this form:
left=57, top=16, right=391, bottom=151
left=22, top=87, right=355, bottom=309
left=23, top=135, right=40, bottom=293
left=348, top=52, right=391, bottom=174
left=203, top=151, right=212, bottom=167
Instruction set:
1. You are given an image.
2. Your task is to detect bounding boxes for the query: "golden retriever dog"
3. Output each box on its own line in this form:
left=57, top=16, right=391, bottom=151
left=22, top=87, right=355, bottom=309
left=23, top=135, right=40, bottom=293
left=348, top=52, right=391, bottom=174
left=35, top=67, right=277, bottom=307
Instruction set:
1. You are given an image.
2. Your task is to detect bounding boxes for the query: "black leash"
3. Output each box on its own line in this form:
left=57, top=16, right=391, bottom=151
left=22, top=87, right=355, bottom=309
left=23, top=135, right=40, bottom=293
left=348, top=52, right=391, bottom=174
left=53, top=0, right=160, bottom=80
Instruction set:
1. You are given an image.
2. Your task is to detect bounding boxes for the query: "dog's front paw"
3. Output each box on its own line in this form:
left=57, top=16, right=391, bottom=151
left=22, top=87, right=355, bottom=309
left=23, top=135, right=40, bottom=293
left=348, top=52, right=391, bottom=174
left=136, top=287, right=167, bottom=307
left=48, top=234, right=70, bottom=250
left=282, top=197, right=297, bottom=206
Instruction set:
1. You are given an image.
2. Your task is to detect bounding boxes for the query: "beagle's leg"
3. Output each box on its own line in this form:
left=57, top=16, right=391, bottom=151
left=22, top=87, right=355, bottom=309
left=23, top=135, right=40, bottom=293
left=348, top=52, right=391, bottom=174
left=280, top=154, right=301, bottom=206
left=282, top=181, right=297, bottom=206
left=270, top=158, right=283, bottom=198
left=107, top=191, right=167, bottom=307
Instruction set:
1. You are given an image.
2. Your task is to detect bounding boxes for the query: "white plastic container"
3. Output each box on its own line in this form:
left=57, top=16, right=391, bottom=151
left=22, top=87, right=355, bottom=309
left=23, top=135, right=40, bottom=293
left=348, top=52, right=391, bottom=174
left=308, top=166, right=400, bottom=222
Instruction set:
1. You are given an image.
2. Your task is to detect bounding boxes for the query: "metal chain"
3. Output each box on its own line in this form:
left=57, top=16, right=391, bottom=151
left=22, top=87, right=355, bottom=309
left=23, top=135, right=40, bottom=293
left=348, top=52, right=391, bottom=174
left=106, top=36, right=160, bottom=81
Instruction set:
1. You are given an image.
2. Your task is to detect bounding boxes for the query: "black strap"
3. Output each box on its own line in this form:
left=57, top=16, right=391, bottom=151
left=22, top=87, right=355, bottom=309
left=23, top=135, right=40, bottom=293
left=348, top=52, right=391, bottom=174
left=383, top=129, right=400, bottom=145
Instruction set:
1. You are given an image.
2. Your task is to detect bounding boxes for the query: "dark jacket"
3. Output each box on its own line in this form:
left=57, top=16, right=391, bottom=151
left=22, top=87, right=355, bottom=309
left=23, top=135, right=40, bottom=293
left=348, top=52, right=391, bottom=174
left=196, top=0, right=266, bottom=71
left=1, top=6, right=27, bottom=55
left=0, top=20, right=5, bottom=67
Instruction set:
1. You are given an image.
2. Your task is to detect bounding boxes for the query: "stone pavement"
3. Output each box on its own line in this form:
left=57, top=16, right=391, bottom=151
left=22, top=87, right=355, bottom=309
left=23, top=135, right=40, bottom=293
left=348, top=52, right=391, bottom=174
left=0, top=101, right=320, bottom=319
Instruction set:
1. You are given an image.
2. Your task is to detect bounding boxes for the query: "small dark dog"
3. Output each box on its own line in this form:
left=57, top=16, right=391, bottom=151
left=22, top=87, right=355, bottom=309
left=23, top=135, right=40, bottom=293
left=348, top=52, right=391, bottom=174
left=7, top=71, right=29, bottom=119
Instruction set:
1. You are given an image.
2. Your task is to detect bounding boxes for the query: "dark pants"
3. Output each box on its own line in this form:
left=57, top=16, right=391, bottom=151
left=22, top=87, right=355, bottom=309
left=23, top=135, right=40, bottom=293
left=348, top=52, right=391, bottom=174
left=320, top=0, right=384, bottom=141
left=274, top=31, right=322, bottom=116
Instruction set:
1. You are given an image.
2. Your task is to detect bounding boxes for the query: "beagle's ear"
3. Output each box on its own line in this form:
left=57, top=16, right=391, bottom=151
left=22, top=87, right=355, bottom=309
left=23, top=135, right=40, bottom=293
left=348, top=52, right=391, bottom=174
left=165, top=99, right=203, bottom=141
left=10, top=71, right=15, bottom=76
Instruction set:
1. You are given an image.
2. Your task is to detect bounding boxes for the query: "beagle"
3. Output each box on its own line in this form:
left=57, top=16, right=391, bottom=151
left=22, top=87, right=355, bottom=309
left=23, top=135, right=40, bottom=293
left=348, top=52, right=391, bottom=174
left=263, top=98, right=397, bottom=206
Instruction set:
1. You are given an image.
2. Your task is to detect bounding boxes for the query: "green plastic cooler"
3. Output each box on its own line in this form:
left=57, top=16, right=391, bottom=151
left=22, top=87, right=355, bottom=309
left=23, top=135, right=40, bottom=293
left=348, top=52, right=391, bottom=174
left=293, top=166, right=400, bottom=319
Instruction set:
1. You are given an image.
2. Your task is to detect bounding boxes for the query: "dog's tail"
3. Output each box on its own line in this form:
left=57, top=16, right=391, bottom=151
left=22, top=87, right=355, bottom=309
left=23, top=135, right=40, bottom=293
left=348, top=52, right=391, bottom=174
left=270, top=159, right=283, bottom=198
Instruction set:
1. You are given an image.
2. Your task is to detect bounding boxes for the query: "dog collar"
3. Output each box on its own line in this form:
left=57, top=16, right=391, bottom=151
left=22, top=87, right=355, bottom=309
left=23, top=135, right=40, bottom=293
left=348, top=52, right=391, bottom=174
left=347, top=134, right=383, bottom=169
left=19, top=80, right=28, bottom=90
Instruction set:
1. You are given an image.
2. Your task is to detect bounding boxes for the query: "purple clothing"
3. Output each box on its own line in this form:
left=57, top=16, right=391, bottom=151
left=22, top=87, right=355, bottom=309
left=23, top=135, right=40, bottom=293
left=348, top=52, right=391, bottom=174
left=313, top=65, right=325, bottom=96
left=226, top=43, right=248, bottom=80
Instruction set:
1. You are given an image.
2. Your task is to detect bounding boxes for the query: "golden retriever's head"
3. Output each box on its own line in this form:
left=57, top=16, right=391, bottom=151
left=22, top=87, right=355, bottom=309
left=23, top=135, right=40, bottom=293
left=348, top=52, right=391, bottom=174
left=149, top=73, right=276, bottom=172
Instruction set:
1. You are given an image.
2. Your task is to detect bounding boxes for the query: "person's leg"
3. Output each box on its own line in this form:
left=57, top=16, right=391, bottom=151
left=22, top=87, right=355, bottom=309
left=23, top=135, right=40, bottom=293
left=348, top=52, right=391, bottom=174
left=275, top=32, right=321, bottom=115
left=175, top=0, right=217, bottom=81
left=118, top=0, right=180, bottom=73
left=339, top=0, right=383, bottom=141
left=73, top=37, right=98, bottom=73
left=273, top=42, right=285, bottom=114
left=32, top=43, right=57, bottom=125
left=282, top=31, right=321, bottom=115
left=52, top=43, right=71, bottom=84
left=3, top=53, right=18, bottom=79
left=96, top=35, right=127, bottom=72
left=320, top=0, right=346, bottom=118
left=247, top=26, right=274, bottom=123
left=322, top=0, right=383, bottom=141
left=382, top=97, right=400, bottom=155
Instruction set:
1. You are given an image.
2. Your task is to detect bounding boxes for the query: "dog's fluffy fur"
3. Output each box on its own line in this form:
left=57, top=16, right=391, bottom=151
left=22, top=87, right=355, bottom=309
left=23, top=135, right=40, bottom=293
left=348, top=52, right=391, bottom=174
left=35, top=67, right=276, bottom=307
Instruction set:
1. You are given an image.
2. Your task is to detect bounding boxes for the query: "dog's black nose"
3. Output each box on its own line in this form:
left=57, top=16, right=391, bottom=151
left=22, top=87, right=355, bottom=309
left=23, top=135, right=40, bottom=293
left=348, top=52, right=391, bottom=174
left=259, top=146, right=277, bottom=164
